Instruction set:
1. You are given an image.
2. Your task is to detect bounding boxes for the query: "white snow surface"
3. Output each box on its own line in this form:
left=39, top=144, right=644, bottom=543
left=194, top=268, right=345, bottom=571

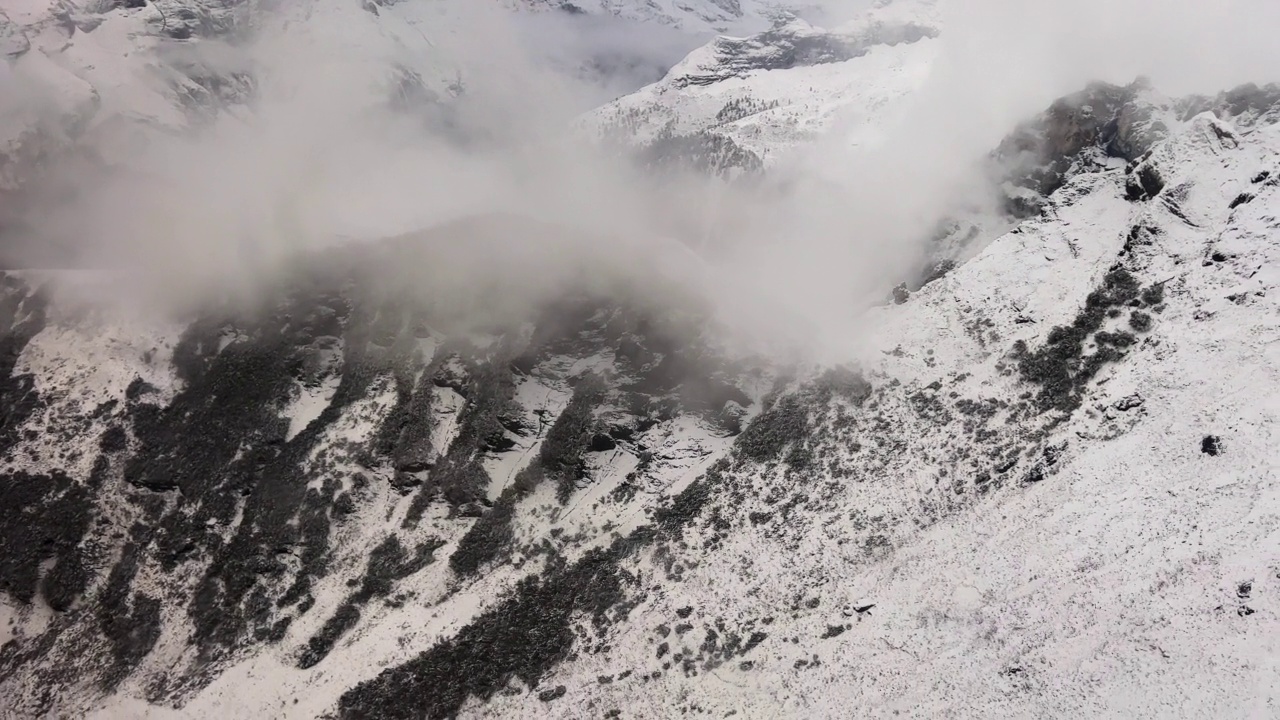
left=42, top=89, right=1277, bottom=720
left=580, top=0, right=941, bottom=167
left=3, top=1, right=1280, bottom=718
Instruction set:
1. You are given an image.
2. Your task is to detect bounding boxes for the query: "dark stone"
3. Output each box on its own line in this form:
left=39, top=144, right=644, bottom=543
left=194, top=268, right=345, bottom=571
left=0, top=470, right=94, bottom=609
left=299, top=536, right=442, bottom=669
left=298, top=602, right=361, bottom=669
left=588, top=433, right=617, bottom=452
left=99, top=425, right=128, bottom=453
left=404, top=359, right=518, bottom=524
left=98, top=530, right=163, bottom=688
left=448, top=489, right=518, bottom=576
left=546, top=376, right=607, bottom=504
left=820, top=624, right=848, bottom=639
left=124, top=377, right=157, bottom=401
left=1201, top=435, right=1222, bottom=456
left=0, top=279, right=48, bottom=457
left=1129, top=311, right=1153, bottom=332
left=1017, top=266, right=1144, bottom=413
left=339, top=538, right=642, bottom=720
left=1114, top=395, right=1143, bottom=411
left=1124, top=162, right=1165, bottom=201
left=537, top=685, right=566, bottom=702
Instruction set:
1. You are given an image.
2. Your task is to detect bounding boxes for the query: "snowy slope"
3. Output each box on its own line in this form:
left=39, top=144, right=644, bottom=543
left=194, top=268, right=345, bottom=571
left=1, top=82, right=1277, bottom=720
left=424, top=95, right=1280, bottom=720
left=0, top=0, right=477, bottom=199
left=582, top=7, right=940, bottom=168
left=3, top=0, right=1280, bottom=718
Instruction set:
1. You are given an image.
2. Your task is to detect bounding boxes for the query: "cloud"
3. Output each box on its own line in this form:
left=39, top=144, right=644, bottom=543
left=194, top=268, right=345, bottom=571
left=4, top=0, right=1280, bottom=356
left=684, top=0, right=1280, bottom=356
left=506, top=11, right=709, bottom=108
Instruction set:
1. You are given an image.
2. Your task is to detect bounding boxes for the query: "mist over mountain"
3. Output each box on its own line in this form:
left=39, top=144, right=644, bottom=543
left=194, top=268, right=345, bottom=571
left=2, top=1, right=1280, bottom=718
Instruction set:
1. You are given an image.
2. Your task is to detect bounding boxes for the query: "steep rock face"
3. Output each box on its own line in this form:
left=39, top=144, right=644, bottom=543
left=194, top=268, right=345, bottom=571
left=0, top=89, right=1277, bottom=719
left=0, top=9, right=30, bottom=58
left=672, top=16, right=937, bottom=88
left=358, top=98, right=1280, bottom=720
left=3, top=1, right=1280, bottom=718
left=0, top=216, right=767, bottom=716
left=995, top=79, right=1175, bottom=217
left=995, top=79, right=1280, bottom=219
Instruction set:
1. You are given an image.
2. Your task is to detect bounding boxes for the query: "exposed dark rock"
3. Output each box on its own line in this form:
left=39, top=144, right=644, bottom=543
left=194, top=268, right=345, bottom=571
left=589, top=433, right=618, bottom=452
left=299, top=535, right=442, bottom=668
left=124, top=377, right=157, bottom=401
left=637, top=129, right=763, bottom=177
left=547, top=376, right=607, bottom=504
left=676, top=18, right=936, bottom=87
left=997, top=80, right=1168, bottom=207
left=537, top=685, right=566, bottom=702
left=1114, top=394, right=1144, bottom=411
left=1180, top=83, right=1280, bottom=124
left=1017, top=266, right=1154, bottom=413
left=1201, top=435, right=1222, bottom=456
left=98, top=527, right=162, bottom=689
left=449, top=492, right=517, bottom=577
left=98, top=425, right=128, bottom=454
left=821, top=624, right=848, bottom=639
left=0, top=277, right=49, bottom=458
left=340, top=537, right=645, bottom=720
left=0, top=470, right=94, bottom=610
left=1125, top=160, right=1166, bottom=202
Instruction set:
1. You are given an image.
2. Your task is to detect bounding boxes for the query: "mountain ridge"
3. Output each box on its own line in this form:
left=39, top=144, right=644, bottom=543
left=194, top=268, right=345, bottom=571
left=2, top=1, right=1280, bottom=718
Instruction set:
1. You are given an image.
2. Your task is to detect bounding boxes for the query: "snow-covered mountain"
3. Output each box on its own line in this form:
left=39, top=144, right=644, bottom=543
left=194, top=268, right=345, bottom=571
left=3, top=1, right=1280, bottom=719
left=582, top=7, right=940, bottom=169
left=506, top=0, right=809, bottom=34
